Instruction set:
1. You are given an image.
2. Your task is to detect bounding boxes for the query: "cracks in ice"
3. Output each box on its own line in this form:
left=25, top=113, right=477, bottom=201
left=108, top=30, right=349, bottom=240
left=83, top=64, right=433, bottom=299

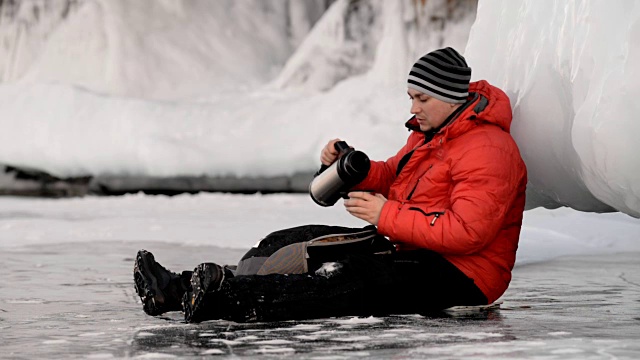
left=618, top=273, right=640, bottom=288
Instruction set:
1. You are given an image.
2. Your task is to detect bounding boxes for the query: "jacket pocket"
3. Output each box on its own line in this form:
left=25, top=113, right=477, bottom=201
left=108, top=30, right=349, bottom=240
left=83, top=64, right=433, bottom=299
left=408, top=207, right=445, bottom=226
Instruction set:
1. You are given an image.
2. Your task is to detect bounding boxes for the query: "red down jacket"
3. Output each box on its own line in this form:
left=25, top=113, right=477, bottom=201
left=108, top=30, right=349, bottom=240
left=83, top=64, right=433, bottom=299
left=357, top=80, right=527, bottom=303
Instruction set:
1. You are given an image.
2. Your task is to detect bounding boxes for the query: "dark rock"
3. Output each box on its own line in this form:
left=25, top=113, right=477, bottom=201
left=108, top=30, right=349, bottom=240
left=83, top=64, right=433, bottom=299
left=89, top=172, right=314, bottom=196
left=0, top=165, right=91, bottom=197
left=0, top=164, right=314, bottom=197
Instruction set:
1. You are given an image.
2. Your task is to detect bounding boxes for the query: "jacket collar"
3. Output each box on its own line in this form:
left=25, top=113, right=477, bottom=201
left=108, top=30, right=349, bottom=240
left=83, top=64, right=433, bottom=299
left=403, top=80, right=511, bottom=144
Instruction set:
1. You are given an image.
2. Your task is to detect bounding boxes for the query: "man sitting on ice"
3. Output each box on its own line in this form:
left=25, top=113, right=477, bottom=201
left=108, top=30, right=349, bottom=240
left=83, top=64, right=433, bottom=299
left=133, top=47, right=527, bottom=323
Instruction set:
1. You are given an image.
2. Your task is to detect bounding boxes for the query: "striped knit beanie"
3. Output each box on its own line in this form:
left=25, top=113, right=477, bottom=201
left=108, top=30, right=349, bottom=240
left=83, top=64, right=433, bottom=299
left=408, top=47, right=471, bottom=104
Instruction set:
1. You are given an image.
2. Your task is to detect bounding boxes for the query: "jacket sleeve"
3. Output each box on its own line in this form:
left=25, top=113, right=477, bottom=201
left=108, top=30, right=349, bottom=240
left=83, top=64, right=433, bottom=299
left=376, top=143, right=523, bottom=255
left=354, top=133, right=417, bottom=198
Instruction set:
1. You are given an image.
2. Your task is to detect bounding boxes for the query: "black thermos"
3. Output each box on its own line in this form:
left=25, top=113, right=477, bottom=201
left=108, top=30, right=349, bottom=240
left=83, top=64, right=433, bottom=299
left=309, top=141, right=371, bottom=207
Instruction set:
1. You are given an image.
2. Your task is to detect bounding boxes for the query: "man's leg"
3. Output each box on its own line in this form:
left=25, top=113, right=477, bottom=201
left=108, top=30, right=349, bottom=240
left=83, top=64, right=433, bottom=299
left=184, top=250, right=487, bottom=323
left=387, top=250, right=488, bottom=312
left=184, top=254, right=397, bottom=323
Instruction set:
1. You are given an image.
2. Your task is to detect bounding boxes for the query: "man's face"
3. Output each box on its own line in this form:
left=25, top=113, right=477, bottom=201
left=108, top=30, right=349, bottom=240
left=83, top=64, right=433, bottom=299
left=408, top=88, right=459, bottom=132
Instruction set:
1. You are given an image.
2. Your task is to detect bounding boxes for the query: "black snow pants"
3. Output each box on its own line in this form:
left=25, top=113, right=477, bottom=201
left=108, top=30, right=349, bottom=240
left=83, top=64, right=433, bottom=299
left=201, top=225, right=488, bottom=323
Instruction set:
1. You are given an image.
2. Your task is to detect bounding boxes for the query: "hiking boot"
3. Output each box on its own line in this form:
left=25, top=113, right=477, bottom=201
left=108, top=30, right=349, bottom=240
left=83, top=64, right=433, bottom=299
left=183, top=262, right=227, bottom=323
left=133, top=250, right=191, bottom=316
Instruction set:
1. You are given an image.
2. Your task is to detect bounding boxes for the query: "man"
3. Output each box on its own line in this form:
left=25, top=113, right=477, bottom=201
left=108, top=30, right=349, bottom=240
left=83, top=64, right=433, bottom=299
left=134, top=47, right=527, bottom=323
left=328, top=47, right=527, bottom=307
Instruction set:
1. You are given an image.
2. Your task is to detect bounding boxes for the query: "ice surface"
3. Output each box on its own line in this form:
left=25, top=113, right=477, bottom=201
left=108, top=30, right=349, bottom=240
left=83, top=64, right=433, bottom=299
left=4, top=243, right=636, bottom=358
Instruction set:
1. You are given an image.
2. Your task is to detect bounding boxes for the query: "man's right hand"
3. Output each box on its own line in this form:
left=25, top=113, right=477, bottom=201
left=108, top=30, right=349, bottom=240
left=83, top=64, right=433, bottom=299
left=320, top=138, right=342, bottom=166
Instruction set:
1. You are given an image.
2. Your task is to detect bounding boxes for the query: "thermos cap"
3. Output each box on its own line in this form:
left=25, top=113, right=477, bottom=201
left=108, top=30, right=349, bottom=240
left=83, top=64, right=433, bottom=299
left=338, top=151, right=370, bottom=183
left=309, top=141, right=370, bottom=207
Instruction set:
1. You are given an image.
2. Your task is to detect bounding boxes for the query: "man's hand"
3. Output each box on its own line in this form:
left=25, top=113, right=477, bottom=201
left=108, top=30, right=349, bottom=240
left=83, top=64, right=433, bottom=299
left=344, top=191, right=387, bottom=225
left=320, top=138, right=342, bottom=166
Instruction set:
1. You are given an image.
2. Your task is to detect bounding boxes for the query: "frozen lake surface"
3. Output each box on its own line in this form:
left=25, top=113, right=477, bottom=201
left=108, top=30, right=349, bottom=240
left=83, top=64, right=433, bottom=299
left=1, top=241, right=638, bottom=359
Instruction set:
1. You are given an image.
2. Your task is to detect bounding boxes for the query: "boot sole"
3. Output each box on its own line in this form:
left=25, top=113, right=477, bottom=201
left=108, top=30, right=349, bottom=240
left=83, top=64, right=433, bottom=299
left=133, top=250, right=165, bottom=316
left=184, top=263, right=224, bottom=323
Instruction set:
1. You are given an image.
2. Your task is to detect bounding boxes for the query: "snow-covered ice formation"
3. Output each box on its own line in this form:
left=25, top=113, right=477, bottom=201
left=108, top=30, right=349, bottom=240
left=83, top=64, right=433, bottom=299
left=0, top=0, right=329, bottom=99
left=466, top=0, right=640, bottom=216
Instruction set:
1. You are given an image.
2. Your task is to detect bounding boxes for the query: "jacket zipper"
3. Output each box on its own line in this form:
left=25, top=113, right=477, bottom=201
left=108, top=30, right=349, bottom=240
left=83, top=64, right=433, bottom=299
left=406, top=179, right=420, bottom=200
left=408, top=207, right=445, bottom=226
left=406, top=164, right=433, bottom=201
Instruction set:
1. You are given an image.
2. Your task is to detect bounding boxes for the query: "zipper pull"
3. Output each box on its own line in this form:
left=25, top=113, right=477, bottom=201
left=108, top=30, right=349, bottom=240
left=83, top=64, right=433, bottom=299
left=430, top=213, right=440, bottom=226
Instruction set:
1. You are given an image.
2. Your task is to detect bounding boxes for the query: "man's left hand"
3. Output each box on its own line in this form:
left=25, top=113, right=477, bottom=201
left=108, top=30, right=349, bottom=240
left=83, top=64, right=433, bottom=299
left=344, top=191, right=387, bottom=225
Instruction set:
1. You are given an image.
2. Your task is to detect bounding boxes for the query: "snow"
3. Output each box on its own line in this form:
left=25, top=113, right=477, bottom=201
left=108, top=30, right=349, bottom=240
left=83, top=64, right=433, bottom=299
left=132, top=354, right=176, bottom=359
left=0, top=193, right=638, bottom=267
left=333, top=336, right=372, bottom=342
left=0, top=80, right=407, bottom=178
left=331, top=317, right=384, bottom=325
left=252, top=347, right=296, bottom=354
left=254, top=339, right=295, bottom=345
left=199, top=349, right=224, bottom=355
left=42, top=339, right=69, bottom=345
left=411, top=332, right=504, bottom=340
left=315, top=262, right=343, bottom=278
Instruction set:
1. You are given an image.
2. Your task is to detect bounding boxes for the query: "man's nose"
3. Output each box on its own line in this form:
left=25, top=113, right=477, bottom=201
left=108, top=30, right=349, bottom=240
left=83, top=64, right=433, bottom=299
left=410, top=101, right=420, bottom=114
